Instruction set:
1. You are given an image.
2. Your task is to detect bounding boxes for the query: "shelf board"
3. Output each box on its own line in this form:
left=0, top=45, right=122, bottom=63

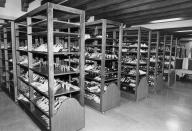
left=31, top=67, right=79, bottom=77
left=150, top=51, right=157, bottom=54
left=18, top=76, right=29, bottom=85
left=121, top=82, right=136, bottom=89
left=85, top=89, right=101, bottom=97
left=85, top=77, right=117, bottom=83
left=122, top=46, right=148, bottom=48
left=18, top=76, right=48, bottom=99
left=55, top=87, right=80, bottom=97
left=85, top=70, right=117, bottom=75
left=29, top=50, right=80, bottom=55
left=121, top=72, right=146, bottom=77
left=29, top=19, right=80, bottom=29
left=121, top=73, right=136, bottom=77
left=123, top=51, right=148, bottom=54
left=31, top=99, right=49, bottom=117
left=86, top=58, right=118, bottom=61
left=85, top=37, right=117, bottom=41
left=29, top=84, right=49, bottom=98
left=123, top=35, right=149, bottom=38
left=30, top=31, right=79, bottom=37
left=16, top=49, right=28, bottom=53
left=17, top=63, right=28, bottom=69
left=122, top=62, right=147, bottom=66
left=86, top=44, right=119, bottom=48
left=17, top=89, right=30, bottom=101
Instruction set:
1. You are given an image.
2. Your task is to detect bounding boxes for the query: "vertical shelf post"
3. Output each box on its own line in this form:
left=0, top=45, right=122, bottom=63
left=4, top=27, right=10, bottom=93
left=136, top=27, right=141, bottom=97
left=0, top=30, right=2, bottom=85
left=101, top=19, right=107, bottom=112
left=147, top=30, right=151, bottom=82
left=47, top=4, right=54, bottom=130
left=27, top=17, right=34, bottom=111
left=79, top=11, right=85, bottom=106
left=11, top=21, right=17, bottom=101
left=118, top=24, right=123, bottom=89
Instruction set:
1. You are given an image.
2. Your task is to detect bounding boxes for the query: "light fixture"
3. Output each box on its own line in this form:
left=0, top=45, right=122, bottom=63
left=150, top=18, right=183, bottom=23
left=176, top=30, right=192, bottom=33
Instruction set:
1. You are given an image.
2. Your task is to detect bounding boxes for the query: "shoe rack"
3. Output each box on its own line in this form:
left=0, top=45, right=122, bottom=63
left=162, top=35, right=178, bottom=87
left=162, top=35, right=172, bottom=82
left=15, top=3, right=85, bottom=131
left=0, top=20, right=17, bottom=101
left=121, top=27, right=150, bottom=101
left=148, top=31, right=165, bottom=93
left=156, top=32, right=166, bottom=91
left=84, top=19, right=122, bottom=112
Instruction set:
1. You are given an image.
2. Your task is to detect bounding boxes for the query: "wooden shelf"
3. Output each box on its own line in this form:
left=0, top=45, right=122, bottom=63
left=15, top=3, right=85, bottom=131
left=30, top=31, right=79, bottom=37
left=85, top=19, right=121, bottom=112
left=29, top=19, right=80, bottom=29
left=31, top=67, right=80, bottom=77
left=86, top=58, right=118, bottom=61
left=162, top=35, right=177, bottom=88
left=121, top=27, right=150, bottom=100
left=0, top=20, right=17, bottom=101
left=85, top=37, right=117, bottom=41
left=148, top=31, right=164, bottom=93
left=29, top=50, right=80, bottom=55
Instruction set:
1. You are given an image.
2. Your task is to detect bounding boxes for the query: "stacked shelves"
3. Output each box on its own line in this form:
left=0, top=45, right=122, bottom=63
left=162, top=35, right=177, bottom=87
left=0, top=20, right=17, bottom=100
left=0, top=25, right=6, bottom=89
left=162, top=35, right=172, bottom=81
left=148, top=32, right=165, bottom=93
left=155, top=33, right=166, bottom=90
left=84, top=19, right=122, bottom=112
left=148, top=32, right=159, bottom=91
left=15, top=3, right=85, bottom=131
left=121, top=27, right=150, bottom=101
left=169, top=37, right=177, bottom=87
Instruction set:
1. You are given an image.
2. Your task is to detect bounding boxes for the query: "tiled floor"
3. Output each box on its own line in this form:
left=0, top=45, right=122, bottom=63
left=0, top=81, right=192, bottom=131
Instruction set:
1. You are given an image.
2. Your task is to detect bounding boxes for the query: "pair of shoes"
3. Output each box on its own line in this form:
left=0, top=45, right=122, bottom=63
left=85, top=93, right=100, bottom=104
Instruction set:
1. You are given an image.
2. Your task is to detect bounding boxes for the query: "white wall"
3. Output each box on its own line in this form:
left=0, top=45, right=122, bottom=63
left=0, top=0, right=41, bottom=19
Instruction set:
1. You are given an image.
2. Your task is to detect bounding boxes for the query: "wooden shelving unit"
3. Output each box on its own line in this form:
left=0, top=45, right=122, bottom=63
left=84, top=19, right=122, bottom=112
left=15, top=3, right=85, bottom=131
left=148, top=31, right=165, bottom=93
left=121, top=27, right=150, bottom=101
left=162, top=35, right=172, bottom=82
left=162, top=35, right=177, bottom=87
left=169, top=37, right=177, bottom=87
left=0, top=19, right=17, bottom=101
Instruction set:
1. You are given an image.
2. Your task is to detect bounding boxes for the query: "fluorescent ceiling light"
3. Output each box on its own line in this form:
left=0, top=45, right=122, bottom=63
left=176, top=30, right=192, bottom=33
left=150, top=18, right=183, bottom=23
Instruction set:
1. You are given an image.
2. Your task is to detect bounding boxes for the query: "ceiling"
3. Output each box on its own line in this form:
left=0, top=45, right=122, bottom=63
left=27, top=0, right=192, bottom=26
left=56, top=0, right=192, bottom=26
left=7, top=0, right=192, bottom=37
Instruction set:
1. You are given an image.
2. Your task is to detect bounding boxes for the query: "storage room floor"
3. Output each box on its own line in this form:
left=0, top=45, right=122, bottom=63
left=0, top=81, right=192, bottom=131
